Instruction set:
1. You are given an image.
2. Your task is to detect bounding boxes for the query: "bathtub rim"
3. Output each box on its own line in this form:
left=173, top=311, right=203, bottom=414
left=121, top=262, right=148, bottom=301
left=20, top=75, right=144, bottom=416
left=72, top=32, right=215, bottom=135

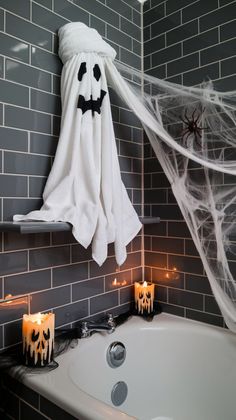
left=11, top=312, right=234, bottom=420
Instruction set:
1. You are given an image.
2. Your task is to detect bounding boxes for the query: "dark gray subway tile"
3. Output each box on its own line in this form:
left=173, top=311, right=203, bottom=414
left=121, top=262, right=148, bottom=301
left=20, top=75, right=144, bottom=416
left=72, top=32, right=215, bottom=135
left=4, top=270, right=51, bottom=296
left=107, top=26, right=132, bottom=51
left=54, top=0, right=89, bottom=25
left=200, top=2, right=236, bottom=31
left=166, top=0, right=194, bottom=14
left=167, top=52, right=199, bottom=77
left=221, top=20, right=236, bottom=42
left=0, top=298, right=27, bottom=323
left=6, top=13, right=52, bottom=52
left=152, top=172, right=170, bottom=188
left=167, top=221, right=191, bottom=238
left=74, top=0, right=119, bottom=27
left=52, top=231, right=76, bottom=245
left=4, top=152, right=51, bottom=176
left=119, top=156, right=132, bottom=172
left=201, top=38, right=236, bottom=66
left=186, top=309, right=223, bottom=327
left=151, top=12, right=181, bottom=38
left=152, top=237, right=184, bottom=254
left=145, top=188, right=167, bottom=204
left=5, top=105, right=51, bottom=134
left=133, top=9, right=141, bottom=28
left=31, top=285, right=70, bottom=313
left=29, top=177, right=47, bottom=198
left=0, top=9, right=3, bottom=31
left=214, top=74, right=236, bottom=91
left=29, top=246, right=70, bottom=270
left=183, top=29, right=219, bottom=55
left=121, top=17, right=141, bottom=41
left=168, top=254, right=204, bottom=275
left=167, top=20, right=198, bottom=46
left=105, top=270, right=131, bottom=291
left=154, top=284, right=167, bottom=302
left=31, top=90, right=61, bottom=116
left=53, top=75, right=60, bottom=95
left=183, top=62, right=219, bottom=86
left=40, top=396, right=77, bottom=420
left=6, top=59, right=51, bottom=92
left=120, top=108, right=142, bottom=128
left=133, top=39, right=141, bottom=56
left=0, top=79, right=29, bottom=107
left=3, top=375, right=39, bottom=409
left=152, top=267, right=185, bottom=289
left=152, top=43, right=182, bottom=67
left=121, top=48, right=141, bottom=70
left=145, top=251, right=167, bottom=268
left=90, top=256, right=118, bottom=278
left=0, top=384, right=20, bottom=419
left=0, top=55, right=3, bottom=78
left=30, top=133, right=58, bottom=156
left=72, top=277, right=104, bottom=301
left=4, top=231, right=50, bottom=251
left=4, top=319, right=22, bottom=347
left=120, top=285, right=133, bottom=304
left=169, top=288, right=203, bottom=310
left=0, top=0, right=30, bottom=18
left=90, top=15, right=106, bottom=37
left=159, top=302, right=185, bottom=317
left=114, top=122, right=132, bottom=141
left=0, top=127, right=28, bottom=152
left=31, top=46, right=62, bottom=75
left=121, top=251, right=141, bottom=271
left=20, top=401, right=48, bottom=420
left=120, top=140, right=142, bottom=159
left=144, top=3, right=164, bottom=26
left=34, top=0, right=53, bottom=8
left=122, top=172, right=141, bottom=189
left=54, top=299, right=88, bottom=327
left=145, top=34, right=165, bottom=55
left=53, top=115, right=61, bottom=136
left=205, top=295, right=221, bottom=315
left=3, top=198, right=43, bottom=221
left=107, top=0, right=132, bottom=19
left=90, top=290, right=118, bottom=314
left=53, top=262, right=88, bottom=287
left=183, top=0, right=218, bottom=23
left=185, top=273, right=212, bottom=294
left=0, top=175, right=27, bottom=197
left=0, top=251, right=27, bottom=276
left=71, top=244, right=92, bottom=263
left=221, top=56, right=236, bottom=78
left=144, top=221, right=167, bottom=236
left=0, top=33, right=29, bottom=63
left=185, top=239, right=199, bottom=257
left=32, top=2, right=68, bottom=33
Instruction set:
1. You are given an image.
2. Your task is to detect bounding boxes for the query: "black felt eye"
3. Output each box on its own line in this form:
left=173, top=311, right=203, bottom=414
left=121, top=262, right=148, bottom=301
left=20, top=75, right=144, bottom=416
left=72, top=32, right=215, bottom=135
left=78, top=62, right=87, bottom=81
left=43, top=328, right=50, bottom=341
left=93, top=64, right=101, bottom=81
left=31, top=330, right=40, bottom=342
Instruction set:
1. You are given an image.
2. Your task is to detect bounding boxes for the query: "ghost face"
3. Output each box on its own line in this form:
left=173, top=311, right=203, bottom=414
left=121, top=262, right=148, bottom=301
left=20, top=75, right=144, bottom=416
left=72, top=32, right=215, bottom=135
left=77, top=60, right=107, bottom=116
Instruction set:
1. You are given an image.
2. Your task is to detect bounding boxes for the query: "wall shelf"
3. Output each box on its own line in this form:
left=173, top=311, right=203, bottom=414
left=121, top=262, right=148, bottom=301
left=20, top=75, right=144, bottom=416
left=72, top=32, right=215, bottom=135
left=0, top=217, right=160, bottom=234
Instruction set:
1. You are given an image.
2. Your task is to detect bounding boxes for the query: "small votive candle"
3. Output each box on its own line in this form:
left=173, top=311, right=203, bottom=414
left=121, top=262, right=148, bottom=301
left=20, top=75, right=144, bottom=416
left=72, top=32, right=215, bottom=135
left=22, top=312, right=55, bottom=367
left=134, top=281, right=155, bottom=314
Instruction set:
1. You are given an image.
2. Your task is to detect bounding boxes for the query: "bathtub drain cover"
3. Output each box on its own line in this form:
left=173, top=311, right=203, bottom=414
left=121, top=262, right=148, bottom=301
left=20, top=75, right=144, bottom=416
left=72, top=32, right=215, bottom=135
left=111, top=381, right=128, bottom=406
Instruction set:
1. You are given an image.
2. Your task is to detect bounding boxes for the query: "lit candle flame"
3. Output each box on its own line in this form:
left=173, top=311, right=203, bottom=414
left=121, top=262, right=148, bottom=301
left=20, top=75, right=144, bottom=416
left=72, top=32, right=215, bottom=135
left=143, top=281, right=148, bottom=287
left=112, top=278, right=117, bottom=286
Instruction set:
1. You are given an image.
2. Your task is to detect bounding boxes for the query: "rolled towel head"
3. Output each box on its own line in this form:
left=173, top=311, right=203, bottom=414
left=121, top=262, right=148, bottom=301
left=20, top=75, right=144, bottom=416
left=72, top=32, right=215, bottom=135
left=58, top=22, right=116, bottom=64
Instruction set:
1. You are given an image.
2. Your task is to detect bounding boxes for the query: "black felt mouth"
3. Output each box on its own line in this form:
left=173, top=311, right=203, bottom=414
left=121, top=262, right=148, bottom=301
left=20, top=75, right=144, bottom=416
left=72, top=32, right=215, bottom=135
left=77, top=90, right=107, bottom=116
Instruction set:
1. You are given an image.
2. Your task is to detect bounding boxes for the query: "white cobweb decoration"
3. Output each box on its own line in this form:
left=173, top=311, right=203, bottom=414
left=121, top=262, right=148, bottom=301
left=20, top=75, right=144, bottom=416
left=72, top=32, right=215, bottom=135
left=105, top=58, right=236, bottom=332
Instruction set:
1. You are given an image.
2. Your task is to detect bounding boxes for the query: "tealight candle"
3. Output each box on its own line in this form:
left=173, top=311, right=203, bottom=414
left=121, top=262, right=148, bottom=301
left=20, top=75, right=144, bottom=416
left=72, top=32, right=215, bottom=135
left=134, top=281, right=155, bottom=314
left=22, top=312, right=55, bottom=367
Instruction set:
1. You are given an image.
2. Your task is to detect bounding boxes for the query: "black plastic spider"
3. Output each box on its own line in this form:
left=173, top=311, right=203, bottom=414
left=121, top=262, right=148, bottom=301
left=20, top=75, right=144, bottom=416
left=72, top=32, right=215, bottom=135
left=180, top=107, right=207, bottom=146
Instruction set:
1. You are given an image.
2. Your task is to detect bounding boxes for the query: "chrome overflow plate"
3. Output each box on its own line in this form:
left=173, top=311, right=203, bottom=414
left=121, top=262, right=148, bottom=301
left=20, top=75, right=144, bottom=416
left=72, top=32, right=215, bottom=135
left=107, top=341, right=126, bottom=368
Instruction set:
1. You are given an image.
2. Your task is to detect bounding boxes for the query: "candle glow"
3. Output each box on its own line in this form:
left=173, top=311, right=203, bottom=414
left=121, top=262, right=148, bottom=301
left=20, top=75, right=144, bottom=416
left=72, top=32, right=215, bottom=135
left=22, top=312, right=55, bottom=367
left=134, top=281, right=154, bottom=314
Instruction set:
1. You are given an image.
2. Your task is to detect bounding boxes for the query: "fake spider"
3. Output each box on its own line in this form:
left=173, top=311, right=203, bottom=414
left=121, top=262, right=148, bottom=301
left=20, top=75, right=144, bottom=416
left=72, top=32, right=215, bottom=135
left=180, top=107, right=207, bottom=146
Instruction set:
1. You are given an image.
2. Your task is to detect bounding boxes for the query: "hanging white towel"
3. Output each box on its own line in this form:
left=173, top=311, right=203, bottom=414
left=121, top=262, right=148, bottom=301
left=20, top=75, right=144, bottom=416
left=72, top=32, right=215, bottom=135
left=14, top=22, right=142, bottom=266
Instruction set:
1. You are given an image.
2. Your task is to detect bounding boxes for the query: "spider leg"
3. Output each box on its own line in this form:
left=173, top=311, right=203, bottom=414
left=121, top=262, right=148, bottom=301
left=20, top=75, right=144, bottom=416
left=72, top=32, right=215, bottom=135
left=192, top=108, right=197, bottom=122
left=184, top=109, right=191, bottom=123
left=179, top=115, right=187, bottom=125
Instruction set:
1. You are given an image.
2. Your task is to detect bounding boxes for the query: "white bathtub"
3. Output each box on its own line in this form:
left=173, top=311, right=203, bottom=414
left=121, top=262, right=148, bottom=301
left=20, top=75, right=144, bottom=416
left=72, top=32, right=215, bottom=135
left=22, top=313, right=236, bottom=420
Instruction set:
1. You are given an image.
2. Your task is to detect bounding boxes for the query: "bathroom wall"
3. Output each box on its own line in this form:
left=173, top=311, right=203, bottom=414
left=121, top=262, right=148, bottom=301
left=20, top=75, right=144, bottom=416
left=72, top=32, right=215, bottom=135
left=0, top=0, right=142, bottom=352
left=144, top=0, right=236, bottom=327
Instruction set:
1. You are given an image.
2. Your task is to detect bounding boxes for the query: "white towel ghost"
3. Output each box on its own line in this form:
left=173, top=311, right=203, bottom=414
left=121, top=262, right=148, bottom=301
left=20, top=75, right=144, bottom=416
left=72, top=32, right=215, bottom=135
left=14, top=22, right=142, bottom=266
